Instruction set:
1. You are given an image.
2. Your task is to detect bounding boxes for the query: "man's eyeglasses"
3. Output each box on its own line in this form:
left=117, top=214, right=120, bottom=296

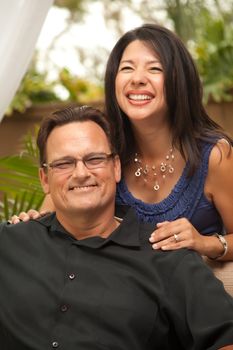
left=42, top=153, right=115, bottom=173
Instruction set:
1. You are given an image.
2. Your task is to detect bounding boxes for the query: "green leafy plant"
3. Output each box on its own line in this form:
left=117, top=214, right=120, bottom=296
left=6, top=65, right=61, bottom=116
left=59, top=68, right=104, bottom=103
left=190, top=14, right=233, bottom=103
left=6, top=65, right=104, bottom=116
left=0, top=129, right=44, bottom=222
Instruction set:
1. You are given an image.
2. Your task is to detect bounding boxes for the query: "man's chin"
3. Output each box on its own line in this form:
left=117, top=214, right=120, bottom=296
left=67, top=203, right=99, bottom=214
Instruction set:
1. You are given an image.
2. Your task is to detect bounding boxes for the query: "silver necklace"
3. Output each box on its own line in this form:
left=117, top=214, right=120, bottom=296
left=134, top=149, right=175, bottom=191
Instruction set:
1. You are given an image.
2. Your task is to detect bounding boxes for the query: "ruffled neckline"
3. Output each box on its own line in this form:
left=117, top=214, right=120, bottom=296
left=118, top=160, right=190, bottom=213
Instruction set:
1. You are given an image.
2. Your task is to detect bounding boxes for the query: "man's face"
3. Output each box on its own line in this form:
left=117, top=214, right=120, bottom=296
left=40, top=121, right=121, bottom=218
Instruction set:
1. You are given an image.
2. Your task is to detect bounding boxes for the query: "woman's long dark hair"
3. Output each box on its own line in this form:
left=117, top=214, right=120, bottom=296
left=104, top=23, right=232, bottom=175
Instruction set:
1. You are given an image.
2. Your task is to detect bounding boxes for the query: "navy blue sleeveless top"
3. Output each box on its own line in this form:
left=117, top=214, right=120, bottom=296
left=116, top=141, right=223, bottom=235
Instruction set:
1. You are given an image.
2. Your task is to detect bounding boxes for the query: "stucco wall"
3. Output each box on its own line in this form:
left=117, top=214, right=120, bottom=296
left=0, top=100, right=232, bottom=157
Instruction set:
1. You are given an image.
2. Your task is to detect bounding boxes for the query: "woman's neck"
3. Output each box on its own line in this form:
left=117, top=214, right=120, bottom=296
left=132, top=121, right=173, bottom=160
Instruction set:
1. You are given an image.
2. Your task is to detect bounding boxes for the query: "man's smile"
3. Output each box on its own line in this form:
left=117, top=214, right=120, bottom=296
left=68, top=184, right=98, bottom=191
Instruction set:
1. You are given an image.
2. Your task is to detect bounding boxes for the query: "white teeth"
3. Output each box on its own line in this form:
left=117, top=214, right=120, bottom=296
left=128, top=94, right=152, bottom=101
left=71, top=185, right=95, bottom=190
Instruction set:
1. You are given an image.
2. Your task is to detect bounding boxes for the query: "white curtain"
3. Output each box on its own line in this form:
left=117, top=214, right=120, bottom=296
left=0, top=0, right=54, bottom=122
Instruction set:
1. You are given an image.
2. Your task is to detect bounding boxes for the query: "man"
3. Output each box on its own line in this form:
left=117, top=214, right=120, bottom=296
left=0, top=106, right=233, bottom=350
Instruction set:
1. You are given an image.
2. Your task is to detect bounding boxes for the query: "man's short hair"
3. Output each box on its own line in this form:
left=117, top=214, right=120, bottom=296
left=37, top=105, right=115, bottom=166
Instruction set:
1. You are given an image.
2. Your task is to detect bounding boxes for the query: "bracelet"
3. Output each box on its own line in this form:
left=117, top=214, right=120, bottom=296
left=209, top=233, right=228, bottom=260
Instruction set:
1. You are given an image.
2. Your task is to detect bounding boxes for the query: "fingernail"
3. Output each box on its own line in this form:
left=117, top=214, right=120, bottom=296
left=149, top=237, right=154, bottom=242
left=152, top=244, right=158, bottom=249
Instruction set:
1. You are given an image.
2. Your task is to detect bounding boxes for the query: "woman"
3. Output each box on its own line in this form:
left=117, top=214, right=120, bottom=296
left=14, top=24, right=233, bottom=260
left=104, top=23, right=233, bottom=260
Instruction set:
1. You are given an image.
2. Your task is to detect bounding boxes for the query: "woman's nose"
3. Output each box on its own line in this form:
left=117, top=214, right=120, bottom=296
left=131, top=69, right=147, bottom=86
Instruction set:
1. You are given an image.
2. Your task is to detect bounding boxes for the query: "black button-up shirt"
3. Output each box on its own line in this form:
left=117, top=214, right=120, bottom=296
left=0, top=208, right=233, bottom=349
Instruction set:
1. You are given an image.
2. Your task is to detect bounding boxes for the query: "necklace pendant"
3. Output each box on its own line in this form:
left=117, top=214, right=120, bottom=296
left=160, top=162, right=166, bottom=172
left=168, top=165, right=174, bottom=173
left=143, top=165, right=149, bottom=175
left=135, top=168, right=142, bottom=177
left=134, top=148, right=175, bottom=192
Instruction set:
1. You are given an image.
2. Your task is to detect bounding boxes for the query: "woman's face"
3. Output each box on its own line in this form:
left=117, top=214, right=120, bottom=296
left=115, top=40, right=168, bottom=124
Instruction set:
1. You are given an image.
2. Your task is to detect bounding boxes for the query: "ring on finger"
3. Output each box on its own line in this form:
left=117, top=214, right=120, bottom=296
left=173, top=233, right=179, bottom=243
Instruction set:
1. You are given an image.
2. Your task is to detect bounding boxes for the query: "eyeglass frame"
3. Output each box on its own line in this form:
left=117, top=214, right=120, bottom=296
left=42, top=152, right=116, bottom=173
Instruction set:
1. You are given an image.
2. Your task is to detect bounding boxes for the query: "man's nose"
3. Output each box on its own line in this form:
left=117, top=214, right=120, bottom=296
left=71, top=160, right=90, bottom=178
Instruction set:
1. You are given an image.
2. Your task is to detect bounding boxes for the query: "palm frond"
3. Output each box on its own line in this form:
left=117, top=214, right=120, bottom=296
left=0, top=129, right=44, bottom=222
left=0, top=191, right=44, bottom=222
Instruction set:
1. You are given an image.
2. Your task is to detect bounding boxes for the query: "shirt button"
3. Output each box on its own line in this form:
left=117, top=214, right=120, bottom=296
left=52, top=341, right=59, bottom=348
left=60, top=304, right=69, bottom=312
left=69, top=273, right=76, bottom=280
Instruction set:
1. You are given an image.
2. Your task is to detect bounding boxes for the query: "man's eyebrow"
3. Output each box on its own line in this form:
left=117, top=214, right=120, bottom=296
left=50, top=156, right=74, bottom=162
left=84, top=152, right=110, bottom=157
left=51, top=152, right=109, bottom=161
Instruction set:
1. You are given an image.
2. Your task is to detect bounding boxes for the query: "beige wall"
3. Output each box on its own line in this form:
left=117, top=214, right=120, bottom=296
left=0, top=102, right=103, bottom=157
left=206, top=101, right=233, bottom=137
left=0, top=101, right=232, bottom=157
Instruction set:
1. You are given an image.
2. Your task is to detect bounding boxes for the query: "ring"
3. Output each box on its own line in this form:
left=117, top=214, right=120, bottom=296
left=173, top=234, right=179, bottom=243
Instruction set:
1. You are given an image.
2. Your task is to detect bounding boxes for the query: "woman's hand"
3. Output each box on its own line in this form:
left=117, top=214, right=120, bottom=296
left=9, top=194, right=55, bottom=224
left=9, top=209, right=51, bottom=224
left=149, top=218, right=224, bottom=258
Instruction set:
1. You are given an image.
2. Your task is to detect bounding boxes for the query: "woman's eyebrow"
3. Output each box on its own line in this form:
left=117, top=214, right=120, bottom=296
left=119, top=59, right=161, bottom=64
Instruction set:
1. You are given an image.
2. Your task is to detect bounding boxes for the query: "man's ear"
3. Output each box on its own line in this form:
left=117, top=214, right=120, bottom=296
left=114, top=155, right=121, bottom=183
left=39, top=168, right=50, bottom=194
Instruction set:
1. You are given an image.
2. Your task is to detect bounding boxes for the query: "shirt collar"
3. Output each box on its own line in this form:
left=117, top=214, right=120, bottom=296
left=36, top=206, right=146, bottom=249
